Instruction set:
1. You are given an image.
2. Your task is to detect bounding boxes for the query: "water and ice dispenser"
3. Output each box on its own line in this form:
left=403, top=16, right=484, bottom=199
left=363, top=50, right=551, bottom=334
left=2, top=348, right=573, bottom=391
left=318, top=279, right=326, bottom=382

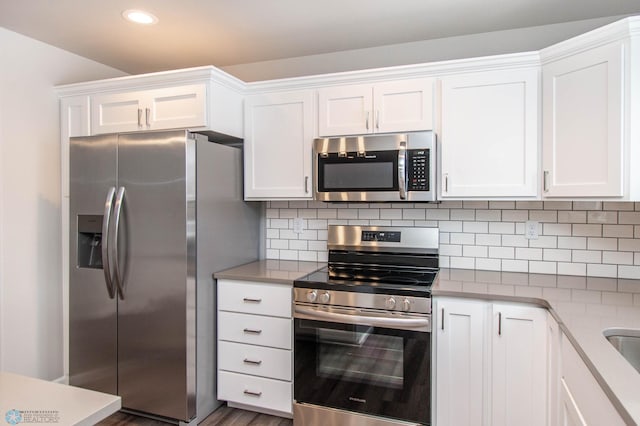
left=77, top=215, right=103, bottom=269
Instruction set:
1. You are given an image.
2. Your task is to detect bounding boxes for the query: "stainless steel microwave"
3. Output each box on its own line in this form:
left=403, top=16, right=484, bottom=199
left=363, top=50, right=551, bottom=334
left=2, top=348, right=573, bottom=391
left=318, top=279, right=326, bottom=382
left=313, top=131, right=437, bottom=202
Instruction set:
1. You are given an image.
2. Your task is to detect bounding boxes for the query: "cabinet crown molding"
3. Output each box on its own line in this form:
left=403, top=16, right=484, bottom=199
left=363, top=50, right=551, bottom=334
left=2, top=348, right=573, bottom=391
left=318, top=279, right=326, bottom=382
left=55, top=65, right=245, bottom=97
left=540, top=16, right=640, bottom=64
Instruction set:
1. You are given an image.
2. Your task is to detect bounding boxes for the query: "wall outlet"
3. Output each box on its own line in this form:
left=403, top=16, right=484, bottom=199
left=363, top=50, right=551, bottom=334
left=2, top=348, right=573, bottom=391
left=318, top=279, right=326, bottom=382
left=293, top=217, right=304, bottom=234
left=525, top=221, right=539, bottom=240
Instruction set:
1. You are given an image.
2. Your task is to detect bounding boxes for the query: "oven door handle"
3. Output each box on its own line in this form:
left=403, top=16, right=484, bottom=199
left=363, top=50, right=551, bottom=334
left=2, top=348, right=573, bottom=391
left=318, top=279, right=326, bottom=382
left=294, top=304, right=431, bottom=332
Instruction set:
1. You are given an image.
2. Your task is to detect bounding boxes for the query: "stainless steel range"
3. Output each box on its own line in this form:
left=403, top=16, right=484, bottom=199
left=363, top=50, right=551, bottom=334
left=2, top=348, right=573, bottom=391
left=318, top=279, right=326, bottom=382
left=293, top=225, right=439, bottom=426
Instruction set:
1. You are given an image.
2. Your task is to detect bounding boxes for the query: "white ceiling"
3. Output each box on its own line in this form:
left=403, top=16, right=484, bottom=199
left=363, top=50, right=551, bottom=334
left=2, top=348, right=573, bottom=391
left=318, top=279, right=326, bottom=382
left=1, top=0, right=640, bottom=75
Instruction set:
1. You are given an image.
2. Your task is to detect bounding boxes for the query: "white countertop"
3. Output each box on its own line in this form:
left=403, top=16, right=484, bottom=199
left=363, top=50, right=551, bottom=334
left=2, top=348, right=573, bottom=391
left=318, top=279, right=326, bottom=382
left=0, top=372, right=121, bottom=426
left=435, top=268, right=640, bottom=425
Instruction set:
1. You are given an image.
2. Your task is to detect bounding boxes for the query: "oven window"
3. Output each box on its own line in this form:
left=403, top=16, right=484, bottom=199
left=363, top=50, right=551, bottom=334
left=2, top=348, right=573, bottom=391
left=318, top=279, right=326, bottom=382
left=317, top=328, right=403, bottom=388
left=323, top=163, right=394, bottom=189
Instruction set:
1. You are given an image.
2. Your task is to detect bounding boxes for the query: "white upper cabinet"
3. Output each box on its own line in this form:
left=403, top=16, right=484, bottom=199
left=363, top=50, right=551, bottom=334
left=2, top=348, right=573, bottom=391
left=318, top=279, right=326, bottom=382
left=244, top=90, right=314, bottom=200
left=541, top=17, right=640, bottom=199
left=542, top=43, right=624, bottom=198
left=91, top=84, right=207, bottom=134
left=318, top=78, right=433, bottom=136
left=439, top=68, right=539, bottom=198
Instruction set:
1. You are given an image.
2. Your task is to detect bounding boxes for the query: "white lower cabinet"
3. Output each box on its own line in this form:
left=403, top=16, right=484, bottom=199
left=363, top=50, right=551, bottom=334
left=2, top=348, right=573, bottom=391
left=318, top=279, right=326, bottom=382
left=216, top=279, right=293, bottom=417
left=559, top=333, right=626, bottom=426
left=434, top=297, right=547, bottom=426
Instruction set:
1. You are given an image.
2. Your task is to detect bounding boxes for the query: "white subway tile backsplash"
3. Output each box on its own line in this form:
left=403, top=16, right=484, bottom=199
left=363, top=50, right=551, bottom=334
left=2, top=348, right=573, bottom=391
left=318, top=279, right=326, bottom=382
left=620, top=212, right=640, bottom=224
left=463, top=245, right=488, bottom=258
left=380, top=209, right=402, bottom=220
left=602, top=251, right=633, bottom=265
left=587, top=237, right=618, bottom=251
left=603, top=224, right=634, bottom=238
left=451, top=209, right=475, bottom=220
left=530, top=210, right=558, bottom=222
left=619, top=238, right=640, bottom=252
left=265, top=202, right=640, bottom=279
left=543, top=249, right=572, bottom=262
left=426, top=209, right=450, bottom=220
left=516, top=248, right=543, bottom=260
left=557, top=237, right=587, bottom=250
left=476, top=258, right=502, bottom=270
left=502, top=210, right=529, bottom=222
left=358, top=209, right=379, bottom=219
left=464, top=221, right=489, bottom=233
left=572, top=250, right=602, bottom=263
left=502, top=259, right=529, bottom=272
left=489, top=246, right=515, bottom=259
left=530, top=261, right=557, bottom=274
left=451, top=233, right=475, bottom=245
left=572, top=224, right=602, bottom=237
left=543, top=223, right=572, bottom=236
left=544, top=201, right=573, bottom=210
left=528, top=236, right=558, bottom=249
left=587, top=211, right=618, bottom=224
left=489, top=222, right=515, bottom=234
left=403, top=208, right=426, bottom=220
left=558, top=262, right=587, bottom=276
left=558, top=211, right=587, bottom=224
left=476, top=234, right=501, bottom=246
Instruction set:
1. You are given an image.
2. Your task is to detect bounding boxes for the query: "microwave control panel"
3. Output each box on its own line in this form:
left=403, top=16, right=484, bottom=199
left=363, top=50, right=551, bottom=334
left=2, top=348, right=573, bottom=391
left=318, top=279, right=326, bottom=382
left=407, top=149, right=429, bottom=191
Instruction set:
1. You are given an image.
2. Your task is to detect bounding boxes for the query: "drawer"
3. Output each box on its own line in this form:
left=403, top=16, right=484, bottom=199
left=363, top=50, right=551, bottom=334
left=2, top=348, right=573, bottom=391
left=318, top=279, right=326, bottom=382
left=218, top=311, right=292, bottom=349
left=218, top=279, right=292, bottom=317
left=219, top=341, right=292, bottom=381
left=218, top=370, right=292, bottom=415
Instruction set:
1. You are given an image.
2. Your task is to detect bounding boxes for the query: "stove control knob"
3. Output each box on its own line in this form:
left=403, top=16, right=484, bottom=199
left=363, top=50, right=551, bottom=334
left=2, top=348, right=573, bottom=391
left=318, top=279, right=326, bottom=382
left=306, top=290, right=318, bottom=303
left=402, top=298, right=411, bottom=312
left=319, top=291, right=331, bottom=304
left=385, top=297, right=396, bottom=309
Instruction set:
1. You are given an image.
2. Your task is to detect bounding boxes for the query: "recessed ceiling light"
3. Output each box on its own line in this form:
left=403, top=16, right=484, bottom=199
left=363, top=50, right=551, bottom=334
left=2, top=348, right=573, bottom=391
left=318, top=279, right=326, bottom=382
left=122, top=9, right=158, bottom=25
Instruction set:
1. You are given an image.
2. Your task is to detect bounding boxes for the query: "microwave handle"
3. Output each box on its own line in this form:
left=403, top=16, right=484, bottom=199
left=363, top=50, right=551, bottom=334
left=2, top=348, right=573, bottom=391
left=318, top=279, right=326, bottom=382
left=398, top=141, right=407, bottom=200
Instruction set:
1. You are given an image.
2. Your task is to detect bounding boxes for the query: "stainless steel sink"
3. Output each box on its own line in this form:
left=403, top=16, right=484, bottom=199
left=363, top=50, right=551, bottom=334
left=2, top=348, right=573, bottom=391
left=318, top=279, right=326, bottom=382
left=604, top=329, right=640, bottom=374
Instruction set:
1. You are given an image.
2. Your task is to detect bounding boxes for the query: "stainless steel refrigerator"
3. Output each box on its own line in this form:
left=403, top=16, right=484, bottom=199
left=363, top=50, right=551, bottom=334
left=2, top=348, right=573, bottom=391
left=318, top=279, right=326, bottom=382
left=69, top=130, right=260, bottom=423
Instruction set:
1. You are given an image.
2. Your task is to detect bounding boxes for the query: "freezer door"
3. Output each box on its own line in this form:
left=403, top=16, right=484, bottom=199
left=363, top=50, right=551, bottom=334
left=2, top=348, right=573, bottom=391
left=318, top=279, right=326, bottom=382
left=69, top=134, right=118, bottom=394
left=116, top=130, right=196, bottom=421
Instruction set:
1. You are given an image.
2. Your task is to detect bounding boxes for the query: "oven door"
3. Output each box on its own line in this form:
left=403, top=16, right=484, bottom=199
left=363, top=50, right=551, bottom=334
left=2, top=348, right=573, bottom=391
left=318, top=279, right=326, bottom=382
left=294, top=304, right=431, bottom=424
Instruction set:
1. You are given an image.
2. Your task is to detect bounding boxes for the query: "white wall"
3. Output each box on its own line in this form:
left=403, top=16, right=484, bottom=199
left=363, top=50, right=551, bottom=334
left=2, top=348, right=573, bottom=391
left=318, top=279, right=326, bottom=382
left=0, top=27, right=126, bottom=380
left=222, top=14, right=630, bottom=81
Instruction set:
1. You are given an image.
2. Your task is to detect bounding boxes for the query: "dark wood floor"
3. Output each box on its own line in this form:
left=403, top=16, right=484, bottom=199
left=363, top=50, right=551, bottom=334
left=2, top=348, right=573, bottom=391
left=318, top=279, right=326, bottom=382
left=98, top=404, right=292, bottom=425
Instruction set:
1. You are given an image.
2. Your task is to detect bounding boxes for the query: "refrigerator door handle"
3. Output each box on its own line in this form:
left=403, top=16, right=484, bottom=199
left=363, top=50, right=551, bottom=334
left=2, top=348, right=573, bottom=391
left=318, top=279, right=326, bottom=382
left=102, top=187, right=117, bottom=299
left=113, top=186, right=126, bottom=300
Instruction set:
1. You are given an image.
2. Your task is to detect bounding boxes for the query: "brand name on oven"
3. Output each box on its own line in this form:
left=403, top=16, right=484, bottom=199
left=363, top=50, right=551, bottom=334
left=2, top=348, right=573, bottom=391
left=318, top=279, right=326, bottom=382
left=348, top=396, right=367, bottom=404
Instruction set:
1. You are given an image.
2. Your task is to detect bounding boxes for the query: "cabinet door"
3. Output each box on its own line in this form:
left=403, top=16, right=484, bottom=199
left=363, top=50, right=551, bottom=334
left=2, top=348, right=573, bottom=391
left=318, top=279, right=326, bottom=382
left=491, top=303, right=547, bottom=426
left=146, top=84, right=207, bottom=130
left=440, top=69, right=539, bottom=198
left=374, top=78, right=433, bottom=133
left=318, top=84, right=372, bottom=136
left=91, top=91, right=144, bottom=134
left=244, top=90, right=314, bottom=199
left=434, top=298, right=486, bottom=426
left=542, top=42, right=624, bottom=197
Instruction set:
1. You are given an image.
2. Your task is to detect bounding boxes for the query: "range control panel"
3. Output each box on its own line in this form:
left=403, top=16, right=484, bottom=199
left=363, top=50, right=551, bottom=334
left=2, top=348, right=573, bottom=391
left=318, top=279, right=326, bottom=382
left=361, top=231, right=401, bottom=242
left=407, top=149, right=429, bottom=191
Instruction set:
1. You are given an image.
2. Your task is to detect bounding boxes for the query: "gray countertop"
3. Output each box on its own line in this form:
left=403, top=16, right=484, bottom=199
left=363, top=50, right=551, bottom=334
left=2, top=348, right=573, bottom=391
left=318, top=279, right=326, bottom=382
left=214, top=260, right=640, bottom=424
left=214, top=259, right=322, bottom=284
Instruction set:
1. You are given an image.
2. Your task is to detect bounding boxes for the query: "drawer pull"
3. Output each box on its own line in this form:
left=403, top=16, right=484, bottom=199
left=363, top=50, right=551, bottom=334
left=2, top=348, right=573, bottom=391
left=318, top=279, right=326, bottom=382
left=243, top=389, right=262, bottom=397
left=243, top=297, right=262, bottom=303
left=243, top=328, right=262, bottom=335
left=243, top=358, right=263, bottom=366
